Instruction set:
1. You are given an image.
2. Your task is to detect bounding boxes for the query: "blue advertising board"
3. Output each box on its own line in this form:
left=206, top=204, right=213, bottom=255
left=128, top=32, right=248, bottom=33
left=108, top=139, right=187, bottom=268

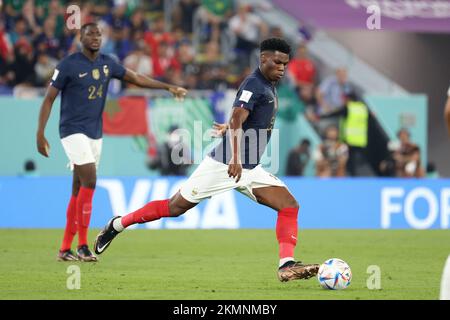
left=1, top=177, right=450, bottom=229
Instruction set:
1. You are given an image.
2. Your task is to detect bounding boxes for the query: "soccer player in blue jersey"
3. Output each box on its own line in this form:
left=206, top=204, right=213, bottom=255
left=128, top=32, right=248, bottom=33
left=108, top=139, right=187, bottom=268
left=36, top=23, right=187, bottom=262
left=95, top=38, right=319, bottom=281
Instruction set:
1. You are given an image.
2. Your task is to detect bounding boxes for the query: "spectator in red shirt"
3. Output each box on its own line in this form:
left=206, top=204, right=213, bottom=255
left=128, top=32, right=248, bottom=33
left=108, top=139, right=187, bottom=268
left=144, top=16, right=174, bottom=59
left=288, top=43, right=316, bottom=87
left=152, top=41, right=181, bottom=79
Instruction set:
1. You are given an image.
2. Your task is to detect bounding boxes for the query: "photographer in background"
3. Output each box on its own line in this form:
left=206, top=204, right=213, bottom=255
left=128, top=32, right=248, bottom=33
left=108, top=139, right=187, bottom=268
left=147, top=125, right=191, bottom=176
left=388, top=128, right=425, bottom=178
left=286, top=139, right=311, bottom=176
left=314, top=125, right=348, bottom=177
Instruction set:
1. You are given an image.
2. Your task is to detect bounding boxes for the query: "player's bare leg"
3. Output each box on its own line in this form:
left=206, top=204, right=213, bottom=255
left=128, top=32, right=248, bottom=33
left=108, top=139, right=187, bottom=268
left=57, top=172, right=81, bottom=261
left=252, top=186, right=319, bottom=282
left=94, top=191, right=197, bottom=254
left=73, top=163, right=97, bottom=262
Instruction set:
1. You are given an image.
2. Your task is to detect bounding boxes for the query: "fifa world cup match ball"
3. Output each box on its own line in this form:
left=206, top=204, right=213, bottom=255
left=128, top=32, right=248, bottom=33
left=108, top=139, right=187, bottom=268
left=317, top=258, right=352, bottom=290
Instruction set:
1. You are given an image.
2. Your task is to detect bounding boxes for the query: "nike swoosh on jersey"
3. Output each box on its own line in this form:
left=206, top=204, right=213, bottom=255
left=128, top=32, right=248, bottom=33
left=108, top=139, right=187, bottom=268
left=79, top=72, right=88, bottom=78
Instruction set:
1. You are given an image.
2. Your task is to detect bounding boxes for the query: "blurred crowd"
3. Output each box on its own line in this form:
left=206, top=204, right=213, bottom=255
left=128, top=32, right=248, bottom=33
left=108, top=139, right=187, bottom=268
left=0, top=0, right=281, bottom=92
left=0, top=0, right=430, bottom=178
left=284, top=42, right=429, bottom=178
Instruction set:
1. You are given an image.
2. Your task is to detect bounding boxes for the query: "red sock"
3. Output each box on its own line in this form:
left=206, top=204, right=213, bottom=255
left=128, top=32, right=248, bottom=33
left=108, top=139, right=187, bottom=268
left=76, top=187, right=95, bottom=247
left=121, top=199, right=170, bottom=228
left=276, top=207, right=299, bottom=259
left=60, top=195, right=77, bottom=251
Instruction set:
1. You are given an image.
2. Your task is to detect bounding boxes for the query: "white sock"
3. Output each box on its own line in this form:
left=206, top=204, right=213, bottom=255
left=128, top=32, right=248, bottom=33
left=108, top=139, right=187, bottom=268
left=440, top=255, right=450, bottom=300
left=279, top=257, right=295, bottom=268
left=112, top=217, right=124, bottom=232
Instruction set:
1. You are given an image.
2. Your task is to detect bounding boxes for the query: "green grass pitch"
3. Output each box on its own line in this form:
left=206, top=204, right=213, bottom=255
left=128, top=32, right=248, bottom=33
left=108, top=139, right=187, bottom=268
left=0, top=229, right=449, bottom=300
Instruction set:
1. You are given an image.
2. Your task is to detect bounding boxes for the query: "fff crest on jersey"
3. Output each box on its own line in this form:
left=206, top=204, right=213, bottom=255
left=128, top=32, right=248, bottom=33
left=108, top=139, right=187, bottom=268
left=92, top=68, right=100, bottom=80
left=103, top=65, right=109, bottom=77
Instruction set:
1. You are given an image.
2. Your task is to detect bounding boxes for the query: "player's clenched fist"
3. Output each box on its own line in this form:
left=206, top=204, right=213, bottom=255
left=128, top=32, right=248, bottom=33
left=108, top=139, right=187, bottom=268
left=37, top=133, right=50, bottom=157
left=168, top=86, right=188, bottom=102
left=228, top=157, right=242, bottom=183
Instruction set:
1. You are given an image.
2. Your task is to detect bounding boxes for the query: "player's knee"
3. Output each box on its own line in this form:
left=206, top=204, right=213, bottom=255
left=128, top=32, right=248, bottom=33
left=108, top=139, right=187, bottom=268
left=281, top=198, right=299, bottom=211
left=169, top=205, right=187, bottom=217
left=168, top=199, right=187, bottom=217
left=81, top=179, right=96, bottom=189
left=72, top=186, right=80, bottom=197
left=72, top=181, right=81, bottom=195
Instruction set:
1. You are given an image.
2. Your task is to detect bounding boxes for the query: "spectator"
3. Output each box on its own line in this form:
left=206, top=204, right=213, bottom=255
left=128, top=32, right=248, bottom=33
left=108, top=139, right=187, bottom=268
left=124, top=40, right=153, bottom=81
left=4, top=0, right=26, bottom=29
left=389, top=128, right=425, bottom=178
left=20, top=0, right=41, bottom=39
left=184, top=70, right=199, bottom=89
left=316, top=67, right=353, bottom=115
left=288, top=43, right=316, bottom=87
left=315, top=67, right=353, bottom=134
left=288, top=43, right=317, bottom=120
left=177, top=39, right=195, bottom=67
left=198, top=0, right=234, bottom=43
left=58, top=25, right=77, bottom=57
left=317, top=92, right=370, bottom=176
left=10, top=39, right=35, bottom=86
left=0, top=20, right=13, bottom=60
left=152, top=41, right=181, bottom=79
left=196, top=40, right=222, bottom=64
left=35, top=0, right=65, bottom=37
left=286, top=139, right=311, bottom=176
left=172, top=0, right=200, bottom=34
left=112, top=26, right=133, bottom=61
left=129, top=9, right=149, bottom=37
left=79, top=2, right=97, bottom=26
left=8, top=17, right=30, bottom=46
left=229, top=4, right=268, bottom=67
left=314, top=125, right=348, bottom=177
left=104, top=2, right=131, bottom=32
left=34, top=16, right=61, bottom=59
left=34, top=53, right=58, bottom=86
left=144, top=16, right=175, bottom=65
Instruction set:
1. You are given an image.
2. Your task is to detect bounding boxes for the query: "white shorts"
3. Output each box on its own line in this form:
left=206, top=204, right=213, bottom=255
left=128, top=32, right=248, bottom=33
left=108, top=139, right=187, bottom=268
left=60, top=133, right=102, bottom=170
left=180, top=156, right=287, bottom=203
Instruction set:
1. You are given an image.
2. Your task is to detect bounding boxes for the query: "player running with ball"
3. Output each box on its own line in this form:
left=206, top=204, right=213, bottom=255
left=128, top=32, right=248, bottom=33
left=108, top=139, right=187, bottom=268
left=36, top=23, right=187, bottom=262
left=95, top=38, right=319, bottom=282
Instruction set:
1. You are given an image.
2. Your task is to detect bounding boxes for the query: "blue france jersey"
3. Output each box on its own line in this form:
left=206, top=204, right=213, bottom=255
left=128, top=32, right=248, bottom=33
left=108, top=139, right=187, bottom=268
left=210, top=68, right=278, bottom=169
left=51, top=52, right=126, bottom=139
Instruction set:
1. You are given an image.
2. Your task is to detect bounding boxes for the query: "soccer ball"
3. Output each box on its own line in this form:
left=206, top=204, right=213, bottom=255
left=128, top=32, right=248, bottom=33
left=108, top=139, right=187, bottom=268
left=317, top=258, right=352, bottom=290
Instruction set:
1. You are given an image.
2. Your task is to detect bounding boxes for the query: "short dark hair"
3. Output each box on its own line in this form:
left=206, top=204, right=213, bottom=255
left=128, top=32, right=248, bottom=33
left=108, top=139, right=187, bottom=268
left=24, top=160, right=36, bottom=172
left=300, top=139, right=311, bottom=146
left=80, top=22, right=99, bottom=35
left=260, top=38, right=291, bottom=55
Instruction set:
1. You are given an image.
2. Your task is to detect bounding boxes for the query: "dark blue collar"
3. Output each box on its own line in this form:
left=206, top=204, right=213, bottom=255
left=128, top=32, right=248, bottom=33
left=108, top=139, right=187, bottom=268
left=78, top=51, right=101, bottom=63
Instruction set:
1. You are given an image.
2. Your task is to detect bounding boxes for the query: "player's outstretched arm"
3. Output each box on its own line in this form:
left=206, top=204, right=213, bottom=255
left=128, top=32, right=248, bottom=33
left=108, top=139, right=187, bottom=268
left=122, top=68, right=187, bottom=101
left=36, top=85, right=59, bottom=157
left=228, top=107, right=250, bottom=183
left=444, top=85, right=450, bottom=136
